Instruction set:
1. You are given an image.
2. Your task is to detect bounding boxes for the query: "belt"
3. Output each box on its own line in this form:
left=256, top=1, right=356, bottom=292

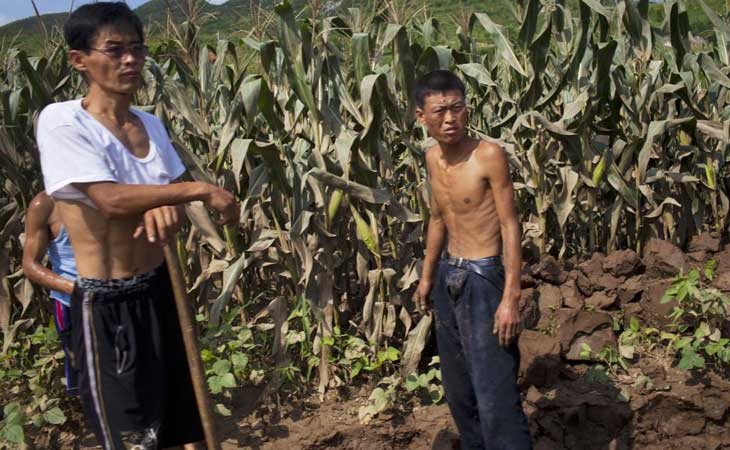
left=445, top=255, right=501, bottom=279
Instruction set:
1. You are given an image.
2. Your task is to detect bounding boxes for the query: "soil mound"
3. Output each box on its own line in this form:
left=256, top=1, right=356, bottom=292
left=519, top=240, right=730, bottom=450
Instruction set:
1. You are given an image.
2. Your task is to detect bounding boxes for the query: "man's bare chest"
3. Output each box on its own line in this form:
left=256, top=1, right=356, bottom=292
left=96, top=117, right=150, bottom=158
left=432, top=165, right=490, bottom=213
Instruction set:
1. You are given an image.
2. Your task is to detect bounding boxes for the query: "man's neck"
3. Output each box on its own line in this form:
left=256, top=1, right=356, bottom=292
left=82, top=85, right=134, bottom=125
left=440, top=137, right=476, bottom=163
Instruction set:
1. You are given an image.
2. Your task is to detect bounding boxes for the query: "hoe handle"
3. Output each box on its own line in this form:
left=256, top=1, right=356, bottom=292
left=164, top=243, right=221, bottom=450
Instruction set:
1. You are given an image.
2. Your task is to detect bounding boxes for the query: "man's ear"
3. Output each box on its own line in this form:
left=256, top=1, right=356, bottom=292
left=415, top=107, right=425, bottom=125
left=68, top=50, right=88, bottom=74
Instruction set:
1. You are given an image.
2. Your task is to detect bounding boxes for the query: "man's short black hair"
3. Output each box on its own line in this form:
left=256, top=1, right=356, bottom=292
left=63, top=2, right=144, bottom=51
left=412, top=70, right=466, bottom=109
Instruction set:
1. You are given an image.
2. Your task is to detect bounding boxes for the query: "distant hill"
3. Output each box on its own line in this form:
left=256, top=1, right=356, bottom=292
left=0, top=0, right=726, bottom=54
left=0, top=0, right=257, bottom=50
left=135, top=0, right=255, bottom=33
left=0, top=11, right=68, bottom=49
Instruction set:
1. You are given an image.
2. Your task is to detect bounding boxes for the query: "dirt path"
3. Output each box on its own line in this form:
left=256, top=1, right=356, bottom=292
left=217, top=387, right=458, bottom=450
left=55, top=386, right=457, bottom=450
left=41, top=365, right=730, bottom=450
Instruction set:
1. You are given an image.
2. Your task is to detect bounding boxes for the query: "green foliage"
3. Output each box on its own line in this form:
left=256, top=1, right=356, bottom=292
left=358, top=376, right=401, bottom=424
left=1, top=0, right=730, bottom=442
left=340, top=336, right=400, bottom=379
left=0, top=322, right=67, bottom=447
left=582, top=364, right=612, bottom=385
left=3, top=0, right=727, bottom=54
left=660, top=261, right=730, bottom=370
left=358, top=356, right=445, bottom=424
left=580, top=342, right=629, bottom=374
left=617, top=315, right=660, bottom=361
left=0, top=403, right=26, bottom=449
left=199, top=307, right=263, bottom=412
left=404, top=356, right=444, bottom=403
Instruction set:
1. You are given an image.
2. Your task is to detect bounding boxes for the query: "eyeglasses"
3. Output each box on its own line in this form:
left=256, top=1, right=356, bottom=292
left=87, top=44, right=149, bottom=59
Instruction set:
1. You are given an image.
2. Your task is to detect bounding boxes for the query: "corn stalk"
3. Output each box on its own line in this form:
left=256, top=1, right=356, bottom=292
left=0, top=0, right=728, bottom=392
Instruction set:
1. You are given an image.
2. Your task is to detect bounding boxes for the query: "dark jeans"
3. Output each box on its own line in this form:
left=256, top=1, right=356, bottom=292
left=432, top=257, right=532, bottom=450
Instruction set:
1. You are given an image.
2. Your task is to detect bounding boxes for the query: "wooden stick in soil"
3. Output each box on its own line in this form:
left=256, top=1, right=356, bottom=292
left=163, top=243, right=221, bottom=450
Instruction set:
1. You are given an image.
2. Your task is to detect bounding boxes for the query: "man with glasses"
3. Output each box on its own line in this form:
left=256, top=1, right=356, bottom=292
left=36, top=2, right=238, bottom=449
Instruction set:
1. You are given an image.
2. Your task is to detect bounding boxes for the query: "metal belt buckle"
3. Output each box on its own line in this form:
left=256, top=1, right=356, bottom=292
left=455, top=257, right=465, bottom=269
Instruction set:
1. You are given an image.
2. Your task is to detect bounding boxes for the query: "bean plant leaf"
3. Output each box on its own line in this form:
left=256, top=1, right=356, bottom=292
left=678, top=349, right=705, bottom=370
left=42, top=407, right=67, bottom=425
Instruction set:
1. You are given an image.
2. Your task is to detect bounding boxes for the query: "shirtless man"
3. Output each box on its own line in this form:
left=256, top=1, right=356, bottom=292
left=36, top=3, right=238, bottom=449
left=22, top=192, right=78, bottom=396
left=412, top=70, right=532, bottom=450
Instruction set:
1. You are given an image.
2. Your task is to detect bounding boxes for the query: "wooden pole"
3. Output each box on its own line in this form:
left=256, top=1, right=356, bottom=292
left=163, top=244, right=221, bottom=450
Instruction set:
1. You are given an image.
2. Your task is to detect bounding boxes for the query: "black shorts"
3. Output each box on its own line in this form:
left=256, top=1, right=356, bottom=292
left=70, top=264, right=204, bottom=449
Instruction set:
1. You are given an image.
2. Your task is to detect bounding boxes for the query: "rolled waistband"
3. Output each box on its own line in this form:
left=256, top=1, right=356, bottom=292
left=76, top=264, right=166, bottom=297
left=444, top=255, right=502, bottom=268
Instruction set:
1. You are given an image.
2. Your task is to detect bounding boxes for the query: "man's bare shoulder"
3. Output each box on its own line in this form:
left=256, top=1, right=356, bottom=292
left=424, top=143, right=442, bottom=159
left=424, top=143, right=442, bottom=168
left=24, top=192, right=55, bottom=232
left=28, top=192, right=54, bottom=216
left=473, top=140, right=509, bottom=172
left=473, top=140, right=506, bottom=159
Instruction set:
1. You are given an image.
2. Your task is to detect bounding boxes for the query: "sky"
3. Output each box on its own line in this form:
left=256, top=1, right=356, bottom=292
left=0, top=0, right=229, bottom=26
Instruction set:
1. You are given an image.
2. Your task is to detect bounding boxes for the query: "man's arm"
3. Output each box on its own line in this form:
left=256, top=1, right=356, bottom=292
left=131, top=180, right=188, bottom=244
left=74, top=181, right=238, bottom=226
left=413, top=154, right=448, bottom=312
left=482, top=143, right=522, bottom=347
left=22, top=193, right=75, bottom=295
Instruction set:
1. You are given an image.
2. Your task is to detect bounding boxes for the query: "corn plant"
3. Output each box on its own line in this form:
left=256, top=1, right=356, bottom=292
left=0, top=0, right=728, bottom=415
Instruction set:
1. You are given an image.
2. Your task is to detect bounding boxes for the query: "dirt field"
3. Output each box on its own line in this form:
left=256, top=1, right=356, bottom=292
left=218, top=389, right=458, bottom=450
left=35, top=237, right=730, bottom=449
left=48, top=386, right=458, bottom=450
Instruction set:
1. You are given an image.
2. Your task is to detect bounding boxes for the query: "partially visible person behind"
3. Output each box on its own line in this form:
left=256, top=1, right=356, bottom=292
left=412, top=70, right=532, bottom=450
left=36, top=2, right=238, bottom=449
left=22, top=192, right=79, bottom=396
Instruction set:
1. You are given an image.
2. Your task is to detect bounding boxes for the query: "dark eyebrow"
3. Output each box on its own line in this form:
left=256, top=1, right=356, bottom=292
left=101, top=38, right=142, bottom=45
